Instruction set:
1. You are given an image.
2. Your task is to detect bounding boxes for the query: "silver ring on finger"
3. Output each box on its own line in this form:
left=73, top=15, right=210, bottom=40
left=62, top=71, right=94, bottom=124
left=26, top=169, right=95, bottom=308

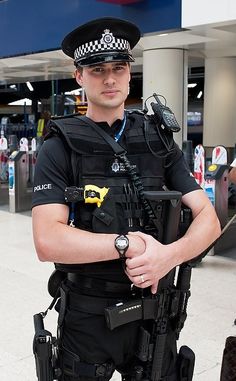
left=140, top=274, right=145, bottom=283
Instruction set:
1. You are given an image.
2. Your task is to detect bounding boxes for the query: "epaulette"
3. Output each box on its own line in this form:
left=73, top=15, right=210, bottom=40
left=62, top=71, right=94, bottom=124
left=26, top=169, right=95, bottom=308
left=125, top=108, right=145, bottom=115
left=51, top=112, right=82, bottom=120
left=46, top=113, right=82, bottom=139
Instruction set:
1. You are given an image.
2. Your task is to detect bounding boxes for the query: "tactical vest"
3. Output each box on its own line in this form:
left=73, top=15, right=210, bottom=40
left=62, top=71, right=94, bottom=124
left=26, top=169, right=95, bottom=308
left=48, top=112, right=178, bottom=277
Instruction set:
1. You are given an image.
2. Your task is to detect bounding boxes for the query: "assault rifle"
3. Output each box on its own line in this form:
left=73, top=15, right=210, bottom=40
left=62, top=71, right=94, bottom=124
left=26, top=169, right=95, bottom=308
left=105, top=191, right=195, bottom=381
left=104, top=208, right=236, bottom=381
left=105, top=262, right=194, bottom=381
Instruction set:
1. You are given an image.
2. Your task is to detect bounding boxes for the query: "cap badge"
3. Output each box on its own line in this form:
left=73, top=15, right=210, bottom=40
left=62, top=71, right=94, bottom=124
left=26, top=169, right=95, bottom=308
left=101, top=29, right=115, bottom=45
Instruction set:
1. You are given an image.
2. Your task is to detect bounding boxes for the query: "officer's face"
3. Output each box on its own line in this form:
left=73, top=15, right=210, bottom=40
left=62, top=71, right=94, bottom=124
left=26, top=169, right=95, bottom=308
left=75, top=62, right=131, bottom=110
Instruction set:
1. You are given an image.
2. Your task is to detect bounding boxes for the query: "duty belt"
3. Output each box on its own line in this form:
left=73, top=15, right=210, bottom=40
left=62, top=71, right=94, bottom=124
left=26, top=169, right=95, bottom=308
left=67, top=273, right=134, bottom=296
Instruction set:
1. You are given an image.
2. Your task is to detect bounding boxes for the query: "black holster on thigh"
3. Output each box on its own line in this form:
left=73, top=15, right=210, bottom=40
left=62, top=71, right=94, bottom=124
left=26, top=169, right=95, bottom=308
left=220, top=336, right=236, bottom=381
left=177, top=346, right=195, bottom=381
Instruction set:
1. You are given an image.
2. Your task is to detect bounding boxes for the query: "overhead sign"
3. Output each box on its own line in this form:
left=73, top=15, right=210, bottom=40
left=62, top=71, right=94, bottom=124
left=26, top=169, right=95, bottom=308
left=97, top=0, right=144, bottom=3
left=0, top=0, right=181, bottom=58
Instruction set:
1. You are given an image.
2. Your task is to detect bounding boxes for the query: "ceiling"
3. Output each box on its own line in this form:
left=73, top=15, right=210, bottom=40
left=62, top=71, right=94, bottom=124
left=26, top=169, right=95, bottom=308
left=1, top=18, right=236, bottom=104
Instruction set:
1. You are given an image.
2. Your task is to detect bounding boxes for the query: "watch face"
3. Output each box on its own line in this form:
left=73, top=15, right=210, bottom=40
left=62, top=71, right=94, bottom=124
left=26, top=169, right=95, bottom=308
left=115, top=235, right=129, bottom=260
left=116, top=236, right=128, bottom=250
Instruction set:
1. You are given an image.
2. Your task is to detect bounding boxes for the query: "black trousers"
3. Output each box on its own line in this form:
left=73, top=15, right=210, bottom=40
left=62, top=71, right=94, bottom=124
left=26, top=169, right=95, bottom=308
left=56, top=285, right=178, bottom=381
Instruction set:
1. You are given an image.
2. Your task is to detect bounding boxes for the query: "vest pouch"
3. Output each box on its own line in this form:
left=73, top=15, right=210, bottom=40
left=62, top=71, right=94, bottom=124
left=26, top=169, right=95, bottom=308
left=92, top=194, right=127, bottom=234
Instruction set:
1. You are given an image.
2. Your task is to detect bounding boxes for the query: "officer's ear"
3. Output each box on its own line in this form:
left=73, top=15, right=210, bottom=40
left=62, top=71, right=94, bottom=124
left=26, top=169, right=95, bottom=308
left=74, top=66, right=83, bottom=86
left=128, top=63, right=131, bottom=83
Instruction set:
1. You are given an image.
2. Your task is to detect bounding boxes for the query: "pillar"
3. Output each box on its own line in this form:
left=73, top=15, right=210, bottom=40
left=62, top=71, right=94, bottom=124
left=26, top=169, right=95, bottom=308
left=142, top=48, right=188, bottom=147
left=203, top=57, right=236, bottom=159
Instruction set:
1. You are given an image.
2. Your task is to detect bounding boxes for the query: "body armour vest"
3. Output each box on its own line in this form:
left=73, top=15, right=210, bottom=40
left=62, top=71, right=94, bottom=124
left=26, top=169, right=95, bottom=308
left=48, top=111, right=179, bottom=279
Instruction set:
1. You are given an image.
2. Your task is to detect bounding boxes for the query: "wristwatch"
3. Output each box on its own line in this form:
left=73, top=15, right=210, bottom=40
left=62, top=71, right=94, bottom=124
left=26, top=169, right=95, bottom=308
left=114, top=235, right=129, bottom=260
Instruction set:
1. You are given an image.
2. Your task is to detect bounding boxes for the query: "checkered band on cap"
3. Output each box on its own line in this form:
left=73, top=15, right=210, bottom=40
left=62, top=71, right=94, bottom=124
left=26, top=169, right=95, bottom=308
left=74, top=36, right=131, bottom=61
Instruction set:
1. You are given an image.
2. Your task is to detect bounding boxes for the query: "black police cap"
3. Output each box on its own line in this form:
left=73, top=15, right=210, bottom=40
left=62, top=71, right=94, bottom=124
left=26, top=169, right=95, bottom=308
left=61, top=17, right=140, bottom=66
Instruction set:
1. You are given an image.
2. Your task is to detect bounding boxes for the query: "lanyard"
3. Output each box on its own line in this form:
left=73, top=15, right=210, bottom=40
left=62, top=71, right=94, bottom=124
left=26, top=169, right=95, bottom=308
left=114, top=114, right=126, bottom=142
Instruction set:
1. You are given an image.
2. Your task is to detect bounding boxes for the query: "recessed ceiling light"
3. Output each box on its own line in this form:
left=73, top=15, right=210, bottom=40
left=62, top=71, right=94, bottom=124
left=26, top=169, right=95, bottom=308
left=26, top=81, right=34, bottom=91
left=197, top=91, right=203, bottom=99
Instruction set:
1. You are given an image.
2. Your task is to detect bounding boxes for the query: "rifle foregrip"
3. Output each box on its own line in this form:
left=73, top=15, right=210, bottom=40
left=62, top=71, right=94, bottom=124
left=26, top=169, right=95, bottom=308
left=151, top=333, right=167, bottom=381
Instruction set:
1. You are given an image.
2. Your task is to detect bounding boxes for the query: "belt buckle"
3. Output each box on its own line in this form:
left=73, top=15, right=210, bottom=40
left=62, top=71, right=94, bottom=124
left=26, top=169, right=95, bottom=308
left=96, top=364, right=106, bottom=377
left=96, top=362, right=114, bottom=377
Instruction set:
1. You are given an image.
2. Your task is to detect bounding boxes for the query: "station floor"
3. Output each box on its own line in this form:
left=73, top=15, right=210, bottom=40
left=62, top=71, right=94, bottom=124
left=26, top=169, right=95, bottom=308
left=0, top=204, right=235, bottom=381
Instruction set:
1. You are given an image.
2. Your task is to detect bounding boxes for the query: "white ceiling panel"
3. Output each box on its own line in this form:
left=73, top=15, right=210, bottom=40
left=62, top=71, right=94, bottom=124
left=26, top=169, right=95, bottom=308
left=0, top=57, right=50, bottom=68
left=8, top=71, right=48, bottom=78
left=1, top=19, right=236, bottom=84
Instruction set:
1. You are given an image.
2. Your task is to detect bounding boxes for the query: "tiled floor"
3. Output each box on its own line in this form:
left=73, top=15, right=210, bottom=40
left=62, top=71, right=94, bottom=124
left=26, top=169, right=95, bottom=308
left=0, top=204, right=235, bottom=381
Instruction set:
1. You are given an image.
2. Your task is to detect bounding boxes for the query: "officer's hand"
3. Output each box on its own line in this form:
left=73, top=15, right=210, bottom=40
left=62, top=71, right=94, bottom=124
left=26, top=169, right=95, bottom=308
left=125, top=231, right=177, bottom=294
left=126, top=233, right=146, bottom=257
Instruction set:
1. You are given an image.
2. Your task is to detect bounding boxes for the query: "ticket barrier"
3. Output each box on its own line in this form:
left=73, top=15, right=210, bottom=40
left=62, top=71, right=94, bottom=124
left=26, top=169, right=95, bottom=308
left=0, top=181, right=9, bottom=205
left=0, top=152, right=9, bottom=205
left=8, top=151, right=33, bottom=213
left=205, top=163, right=228, bottom=228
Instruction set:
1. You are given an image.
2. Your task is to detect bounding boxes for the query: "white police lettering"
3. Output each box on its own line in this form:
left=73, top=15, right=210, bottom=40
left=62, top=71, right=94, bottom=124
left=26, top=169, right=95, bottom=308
left=34, top=184, right=52, bottom=192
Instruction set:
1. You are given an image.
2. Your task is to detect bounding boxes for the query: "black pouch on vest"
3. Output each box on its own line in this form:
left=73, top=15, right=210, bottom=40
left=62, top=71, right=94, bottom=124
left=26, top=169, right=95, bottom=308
left=92, top=193, right=126, bottom=234
left=48, top=269, right=67, bottom=298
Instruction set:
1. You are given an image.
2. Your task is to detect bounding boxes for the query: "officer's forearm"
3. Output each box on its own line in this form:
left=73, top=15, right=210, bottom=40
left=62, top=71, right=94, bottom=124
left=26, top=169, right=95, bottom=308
left=32, top=204, right=145, bottom=264
left=170, top=202, right=221, bottom=266
left=35, top=226, right=119, bottom=264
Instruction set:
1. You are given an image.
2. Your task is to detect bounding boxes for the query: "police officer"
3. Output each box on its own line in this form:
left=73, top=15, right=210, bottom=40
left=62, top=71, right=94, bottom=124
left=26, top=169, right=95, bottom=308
left=32, top=17, right=220, bottom=381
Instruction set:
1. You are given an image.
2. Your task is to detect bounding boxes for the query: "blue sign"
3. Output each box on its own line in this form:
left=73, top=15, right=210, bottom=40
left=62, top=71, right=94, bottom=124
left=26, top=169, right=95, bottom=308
left=0, top=0, right=181, bottom=58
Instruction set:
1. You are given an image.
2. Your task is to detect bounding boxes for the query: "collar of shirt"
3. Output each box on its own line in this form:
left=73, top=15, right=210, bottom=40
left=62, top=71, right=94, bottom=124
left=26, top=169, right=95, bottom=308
left=96, top=119, right=123, bottom=138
